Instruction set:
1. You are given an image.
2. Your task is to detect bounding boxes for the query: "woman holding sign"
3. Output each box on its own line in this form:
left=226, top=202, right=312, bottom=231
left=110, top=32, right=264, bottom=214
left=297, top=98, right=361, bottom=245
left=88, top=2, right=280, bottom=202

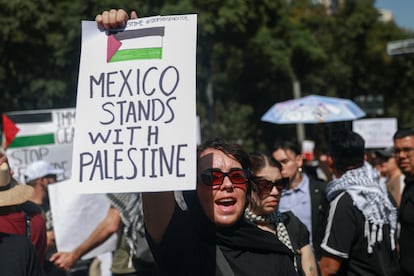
left=144, top=138, right=296, bottom=275
left=96, top=10, right=296, bottom=275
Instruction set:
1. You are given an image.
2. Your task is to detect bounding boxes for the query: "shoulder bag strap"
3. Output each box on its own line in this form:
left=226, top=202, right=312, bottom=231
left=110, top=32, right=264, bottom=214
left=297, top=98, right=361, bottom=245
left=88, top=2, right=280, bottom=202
left=216, top=245, right=235, bottom=276
left=24, top=211, right=31, bottom=238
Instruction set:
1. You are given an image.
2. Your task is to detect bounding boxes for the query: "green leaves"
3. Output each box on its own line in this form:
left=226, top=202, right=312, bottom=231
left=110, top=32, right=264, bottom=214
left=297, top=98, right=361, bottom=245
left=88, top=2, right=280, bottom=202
left=1, top=0, right=413, bottom=148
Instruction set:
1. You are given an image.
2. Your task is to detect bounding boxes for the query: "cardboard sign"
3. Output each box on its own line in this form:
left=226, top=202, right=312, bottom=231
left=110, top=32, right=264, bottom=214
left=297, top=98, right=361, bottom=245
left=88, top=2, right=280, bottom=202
left=3, top=108, right=75, bottom=182
left=72, top=15, right=198, bottom=193
left=48, top=180, right=117, bottom=260
left=352, top=118, right=398, bottom=148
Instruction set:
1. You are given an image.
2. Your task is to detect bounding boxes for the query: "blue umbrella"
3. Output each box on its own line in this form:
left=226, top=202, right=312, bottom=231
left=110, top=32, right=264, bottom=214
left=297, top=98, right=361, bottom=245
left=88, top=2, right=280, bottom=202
left=261, top=95, right=366, bottom=124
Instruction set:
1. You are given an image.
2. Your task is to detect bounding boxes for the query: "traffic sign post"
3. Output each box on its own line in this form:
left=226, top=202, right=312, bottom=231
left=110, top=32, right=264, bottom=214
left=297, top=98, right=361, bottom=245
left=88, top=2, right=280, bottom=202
left=387, top=38, right=414, bottom=56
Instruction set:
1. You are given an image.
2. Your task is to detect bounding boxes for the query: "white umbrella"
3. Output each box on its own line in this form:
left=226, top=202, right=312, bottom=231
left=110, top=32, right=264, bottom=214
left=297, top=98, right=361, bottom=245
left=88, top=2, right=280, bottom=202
left=261, top=94, right=366, bottom=124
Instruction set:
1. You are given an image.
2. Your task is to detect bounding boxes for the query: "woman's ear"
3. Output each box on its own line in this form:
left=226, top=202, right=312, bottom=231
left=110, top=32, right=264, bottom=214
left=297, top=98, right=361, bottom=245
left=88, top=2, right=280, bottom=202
left=295, top=153, right=304, bottom=168
left=327, top=155, right=338, bottom=179
left=327, top=155, right=334, bottom=168
left=40, top=177, right=49, bottom=189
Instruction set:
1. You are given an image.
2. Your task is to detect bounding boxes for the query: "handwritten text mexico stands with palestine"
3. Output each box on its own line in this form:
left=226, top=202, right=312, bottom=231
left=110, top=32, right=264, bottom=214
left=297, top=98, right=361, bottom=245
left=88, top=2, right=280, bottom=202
left=72, top=14, right=197, bottom=193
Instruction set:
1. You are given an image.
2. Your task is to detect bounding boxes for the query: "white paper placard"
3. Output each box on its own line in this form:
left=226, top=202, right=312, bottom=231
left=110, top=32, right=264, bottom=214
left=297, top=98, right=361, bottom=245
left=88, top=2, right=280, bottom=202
left=49, top=179, right=117, bottom=260
left=72, top=15, right=197, bottom=193
left=352, top=118, right=398, bottom=148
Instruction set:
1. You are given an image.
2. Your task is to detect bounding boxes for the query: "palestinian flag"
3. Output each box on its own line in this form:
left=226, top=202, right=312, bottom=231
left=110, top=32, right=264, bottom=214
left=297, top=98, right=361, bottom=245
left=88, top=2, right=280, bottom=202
left=2, top=112, right=55, bottom=149
left=107, top=26, right=165, bottom=62
left=2, top=114, right=19, bottom=148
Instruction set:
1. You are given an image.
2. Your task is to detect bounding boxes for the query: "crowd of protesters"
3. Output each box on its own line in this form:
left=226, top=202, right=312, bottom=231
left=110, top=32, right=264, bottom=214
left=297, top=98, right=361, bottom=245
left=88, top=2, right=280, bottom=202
left=2, top=126, right=412, bottom=276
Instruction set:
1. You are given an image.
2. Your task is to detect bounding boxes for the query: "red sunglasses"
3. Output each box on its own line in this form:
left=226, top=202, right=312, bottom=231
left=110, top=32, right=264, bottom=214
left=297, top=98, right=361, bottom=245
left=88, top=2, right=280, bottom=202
left=199, top=168, right=249, bottom=189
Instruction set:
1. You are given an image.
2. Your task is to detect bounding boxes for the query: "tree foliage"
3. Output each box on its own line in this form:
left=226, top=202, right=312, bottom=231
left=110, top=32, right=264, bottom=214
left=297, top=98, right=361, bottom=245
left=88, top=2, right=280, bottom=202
left=1, top=0, right=413, bottom=150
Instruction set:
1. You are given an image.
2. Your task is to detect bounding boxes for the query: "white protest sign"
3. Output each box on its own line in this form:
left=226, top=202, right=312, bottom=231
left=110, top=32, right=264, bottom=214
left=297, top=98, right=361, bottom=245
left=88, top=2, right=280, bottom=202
left=72, top=15, right=197, bottom=193
left=352, top=118, right=398, bottom=148
left=4, top=108, right=75, bottom=182
left=48, top=179, right=117, bottom=259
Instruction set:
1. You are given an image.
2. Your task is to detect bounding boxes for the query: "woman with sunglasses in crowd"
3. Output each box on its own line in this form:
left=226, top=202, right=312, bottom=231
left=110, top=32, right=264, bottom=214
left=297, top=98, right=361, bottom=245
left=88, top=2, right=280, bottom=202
left=247, top=152, right=318, bottom=276
left=142, top=138, right=297, bottom=275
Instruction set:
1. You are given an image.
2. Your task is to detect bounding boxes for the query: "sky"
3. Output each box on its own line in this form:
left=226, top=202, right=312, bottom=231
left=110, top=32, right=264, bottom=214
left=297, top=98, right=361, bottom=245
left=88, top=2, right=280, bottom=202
left=375, top=0, right=414, bottom=31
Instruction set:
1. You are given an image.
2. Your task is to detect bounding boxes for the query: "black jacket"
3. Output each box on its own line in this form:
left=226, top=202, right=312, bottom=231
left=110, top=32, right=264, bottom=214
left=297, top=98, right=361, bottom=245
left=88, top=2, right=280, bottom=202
left=309, top=176, right=329, bottom=260
left=399, top=179, right=414, bottom=275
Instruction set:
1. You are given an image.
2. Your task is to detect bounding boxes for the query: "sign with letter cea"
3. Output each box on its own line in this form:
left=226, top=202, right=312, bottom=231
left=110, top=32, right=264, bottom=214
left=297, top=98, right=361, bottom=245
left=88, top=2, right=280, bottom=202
left=2, top=108, right=75, bottom=182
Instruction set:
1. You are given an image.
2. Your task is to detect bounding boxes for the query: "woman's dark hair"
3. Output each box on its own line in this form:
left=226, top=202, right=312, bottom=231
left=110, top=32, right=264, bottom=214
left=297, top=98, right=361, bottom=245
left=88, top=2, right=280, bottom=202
left=197, top=138, right=251, bottom=171
left=249, top=152, right=282, bottom=175
left=248, top=152, right=282, bottom=210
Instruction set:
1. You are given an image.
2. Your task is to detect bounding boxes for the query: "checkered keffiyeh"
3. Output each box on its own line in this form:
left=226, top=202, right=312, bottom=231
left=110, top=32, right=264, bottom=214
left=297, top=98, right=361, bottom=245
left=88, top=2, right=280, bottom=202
left=326, top=164, right=397, bottom=253
left=276, top=218, right=298, bottom=272
left=107, top=193, right=153, bottom=266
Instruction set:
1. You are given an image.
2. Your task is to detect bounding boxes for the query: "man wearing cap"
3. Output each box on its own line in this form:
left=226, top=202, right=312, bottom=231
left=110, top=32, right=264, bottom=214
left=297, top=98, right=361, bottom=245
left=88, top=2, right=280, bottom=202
left=25, top=160, right=71, bottom=275
left=25, top=160, right=98, bottom=276
left=25, top=160, right=63, bottom=206
left=375, top=147, right=405, bottom=207
left=0, top=156, right=47, bottom=264
left=25, top=160, right=63, bottom=254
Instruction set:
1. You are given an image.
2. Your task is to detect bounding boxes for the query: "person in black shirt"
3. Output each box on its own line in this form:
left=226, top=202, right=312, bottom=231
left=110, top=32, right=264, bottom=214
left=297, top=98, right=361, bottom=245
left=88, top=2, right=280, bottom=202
left=320, top=130, right=399, bottom=276
left=246, top=152, right=318, bottom=276
left=393, top=128, right=414, bottom=276
left=0, top=232, right=43, bottom=276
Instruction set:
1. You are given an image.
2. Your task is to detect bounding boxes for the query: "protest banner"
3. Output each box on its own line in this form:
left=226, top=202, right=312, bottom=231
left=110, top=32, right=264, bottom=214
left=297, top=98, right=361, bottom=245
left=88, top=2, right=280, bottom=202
left=72, top=15, right=198, bottom=193
left=352, top=118, right=398, bottom=148
left=2, top=108, right=75, bottom=182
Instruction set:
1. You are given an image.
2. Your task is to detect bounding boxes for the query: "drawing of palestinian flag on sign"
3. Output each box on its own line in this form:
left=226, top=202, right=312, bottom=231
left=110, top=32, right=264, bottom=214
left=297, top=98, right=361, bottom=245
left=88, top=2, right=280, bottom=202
left=2, top=112, right=55, bottom=149
left=2, top=114, right=19, bottom=149
left=107, top=27, right=165, bottom=62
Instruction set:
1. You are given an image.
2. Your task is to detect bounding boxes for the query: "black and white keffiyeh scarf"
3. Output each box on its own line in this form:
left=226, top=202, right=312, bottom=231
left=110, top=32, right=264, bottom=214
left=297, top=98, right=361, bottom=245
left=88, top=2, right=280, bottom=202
left=326, top=163, right=397, bottom=253
left=244, top=208, right=299, bottom=272
left=107, top=193, right=153, bottom=267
